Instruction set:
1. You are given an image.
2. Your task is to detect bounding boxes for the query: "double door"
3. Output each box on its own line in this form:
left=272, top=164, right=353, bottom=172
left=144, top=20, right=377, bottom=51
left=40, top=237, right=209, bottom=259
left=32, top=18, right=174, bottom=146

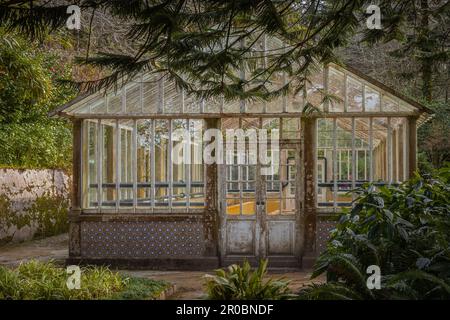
left=219, top=118, right=302, bottom=267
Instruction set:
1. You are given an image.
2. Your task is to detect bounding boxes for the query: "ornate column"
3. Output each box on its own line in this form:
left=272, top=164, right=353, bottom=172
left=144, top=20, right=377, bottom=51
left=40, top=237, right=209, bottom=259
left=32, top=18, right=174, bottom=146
left=69, top=119, right=82, bottom=258
left=407, top=116, right=418, bottom=178
left=203, top=118, right=220, bottom=256
left=302, top=117, right=317, bottom=260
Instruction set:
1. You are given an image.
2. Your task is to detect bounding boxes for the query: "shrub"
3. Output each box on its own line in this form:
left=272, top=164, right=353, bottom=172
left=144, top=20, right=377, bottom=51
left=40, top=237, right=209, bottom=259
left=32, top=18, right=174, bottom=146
left=0, top=260, right=167, bottom=300
left=299, top=165, right=450, bottom=300
left=204, top=260, right=292, bottom=300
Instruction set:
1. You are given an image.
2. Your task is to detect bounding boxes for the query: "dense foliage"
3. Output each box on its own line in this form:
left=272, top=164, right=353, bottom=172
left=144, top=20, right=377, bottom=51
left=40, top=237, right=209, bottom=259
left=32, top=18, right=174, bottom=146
left=418, top=102, right=450, bottom=171
left=299, top=165, right=450, bottom=299
left=0, top=30, right=74, bottom=169
left=0, top=260, right=168, bottom=300
left=204, top=259, right=291, bottom=300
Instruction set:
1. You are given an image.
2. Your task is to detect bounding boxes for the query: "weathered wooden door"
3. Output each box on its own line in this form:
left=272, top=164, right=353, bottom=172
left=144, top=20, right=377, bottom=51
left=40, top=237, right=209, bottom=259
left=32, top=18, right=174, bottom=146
left=219, top=118, right=302, bottom=267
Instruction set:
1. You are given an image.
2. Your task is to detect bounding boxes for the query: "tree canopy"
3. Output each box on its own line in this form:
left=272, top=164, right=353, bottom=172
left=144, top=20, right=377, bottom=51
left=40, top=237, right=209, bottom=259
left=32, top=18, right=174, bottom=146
left=0, top=0, right=443, bottom=102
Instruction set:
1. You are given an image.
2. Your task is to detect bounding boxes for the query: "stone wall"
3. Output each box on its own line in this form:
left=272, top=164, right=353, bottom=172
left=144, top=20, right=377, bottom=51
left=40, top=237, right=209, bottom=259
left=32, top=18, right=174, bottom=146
left=0, top=169, right=70, bottom=245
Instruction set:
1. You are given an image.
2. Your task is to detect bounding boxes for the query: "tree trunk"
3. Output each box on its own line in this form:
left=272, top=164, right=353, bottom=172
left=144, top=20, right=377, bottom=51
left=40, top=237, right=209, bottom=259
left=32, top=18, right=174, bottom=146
left=420, top=0, right=433, bottom=102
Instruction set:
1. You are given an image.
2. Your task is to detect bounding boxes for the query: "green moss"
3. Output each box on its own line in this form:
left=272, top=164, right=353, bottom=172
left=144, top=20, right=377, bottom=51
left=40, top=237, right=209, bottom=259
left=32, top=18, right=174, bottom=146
left=0, top=191, right=69, bottom=245
left=0, top=194, right=13, bottom=229
left=27, top=193, right=69, bottom=238
left=112, top=277, right=169, bottom=300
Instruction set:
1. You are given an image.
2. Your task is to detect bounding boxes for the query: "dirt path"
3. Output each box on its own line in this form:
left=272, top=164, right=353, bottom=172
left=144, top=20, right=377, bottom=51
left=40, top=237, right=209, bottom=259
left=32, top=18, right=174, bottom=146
left=0, top=233, right=68, bottom=267
left=125, top=270, right=321, bottom=299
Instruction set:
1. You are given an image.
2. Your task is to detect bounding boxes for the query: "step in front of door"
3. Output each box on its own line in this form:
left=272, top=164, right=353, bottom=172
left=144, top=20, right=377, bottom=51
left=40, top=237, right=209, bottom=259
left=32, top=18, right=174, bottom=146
left=221, top=256, right=302, bottom=269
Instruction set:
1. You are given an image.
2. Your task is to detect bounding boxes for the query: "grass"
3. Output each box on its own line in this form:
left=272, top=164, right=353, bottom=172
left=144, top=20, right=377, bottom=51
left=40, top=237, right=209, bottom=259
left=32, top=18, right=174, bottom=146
left=0, top=260, right=169, bottom=300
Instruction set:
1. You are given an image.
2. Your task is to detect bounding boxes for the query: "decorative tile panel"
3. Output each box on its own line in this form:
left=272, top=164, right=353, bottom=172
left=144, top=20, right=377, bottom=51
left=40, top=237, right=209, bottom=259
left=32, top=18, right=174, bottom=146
left=316, top=219, right=337, bottom=254
left=80, top=221, right=204, bottom=258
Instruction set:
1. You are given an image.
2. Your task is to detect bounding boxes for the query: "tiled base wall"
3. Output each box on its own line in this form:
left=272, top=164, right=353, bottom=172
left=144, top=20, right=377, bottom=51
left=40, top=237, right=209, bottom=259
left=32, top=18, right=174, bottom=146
left=80, top=221, right=205, bottom=258
left=316, top=218, right=337, bottom=254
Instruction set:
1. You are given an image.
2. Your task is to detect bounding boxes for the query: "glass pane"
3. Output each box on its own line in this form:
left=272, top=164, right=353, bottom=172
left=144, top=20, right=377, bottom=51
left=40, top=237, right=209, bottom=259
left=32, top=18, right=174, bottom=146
left=347, top=77, right=363, bottom=112
left=85, top=121, right=97, bottom=208
left=101, top=121, right=116, bottom=207
left=355, top=118, right=370, bottom=185
left=136, top=120, right=152, bottom=207
left=155, top=120, right=169, bottom=206
left=336, top=119, right=353, bottom=204
left=226, top=198, right=240, bottom=215
left=306, top=68, right=324, bottom=110
left=282, top=118, right=301, bottom=139
left=317, top=118, right=335, bottom=207
left=365, top=87, right=380, bottom=112
left=204, top=95, right=222, bottom=113
left=281, top=198, right=295, bottom=215
left=391, top=118, right=407, bottom=182
left=91, top=99, right=106, bottom=113
left=372, top=118, right=388, bottom=182
left=108, top=94, right=121, bottom=113
left=190, top=120, right=204, bottom=207
left=164, top=78, right=182, bottom=113
left=267, top=199, right=280, bottom=215
left=120, top=123, right=133, bottom=207
left=242, top=199, right=256, bottom=215
left=329, top=68, right=345, bottom=112
left=142, top=74, right=159, bottom=113
left=126, top=85, right=141, bottom=113
left=288, top=91, right=304, bottom=112
left=382, top=96, right=398, bottom=112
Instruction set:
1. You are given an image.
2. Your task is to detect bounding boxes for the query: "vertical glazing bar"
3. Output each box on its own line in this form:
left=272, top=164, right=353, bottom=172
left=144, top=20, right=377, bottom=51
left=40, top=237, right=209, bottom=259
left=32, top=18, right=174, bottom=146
left=200, top=99, right=205, bottom=113
left=238, top=118, right=243, bottom=214
left=351, top=117, right=356, bottom=200
left=186, top=119, right=191, bottom=210
left=132, top=120, right=138, bottom=209
left=387, top=117, right=392, bottom=184
left=181, top=87, right=185, bottom=113
left=81, top=120, right=91, bottom=208
left=333, top=118, right=338, bottom=209
left=262, top=34, right=267, bottom=113
left=369, top=118, right=373, bottom=182
left=80, top=120, right=86, bottom=208
left=220, top=96, right=224, bottom=113
left=364, top=150, right=367, bottom=180
left=396, top=124, right=399, bottom=182
left=115, top=120, right=121, bottom=211
left=362, top=84, right=366, bottom=112
left=403, top=121, right=408, bottom=180
left=121, top=86, right=126, bottom=113
left=151, top=119, right=156, bottom=209
left=168, top=120, right=173, bottom=209
left=158, top=77, right=164, bottom=113
left=140, top=75, right=144, bottom=113
left=282, top=48, right=287, bottom=113
left=240, top=39, right=245, bottom=113
left=379, top=93, right=383, bottom=112
left=323, top=66, right=329, bottom=112
left=97, top=119, right=103, bottom=212
left=343, top=73, right=348, bottom=112
left=105, top=95, right=109, bottom=114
